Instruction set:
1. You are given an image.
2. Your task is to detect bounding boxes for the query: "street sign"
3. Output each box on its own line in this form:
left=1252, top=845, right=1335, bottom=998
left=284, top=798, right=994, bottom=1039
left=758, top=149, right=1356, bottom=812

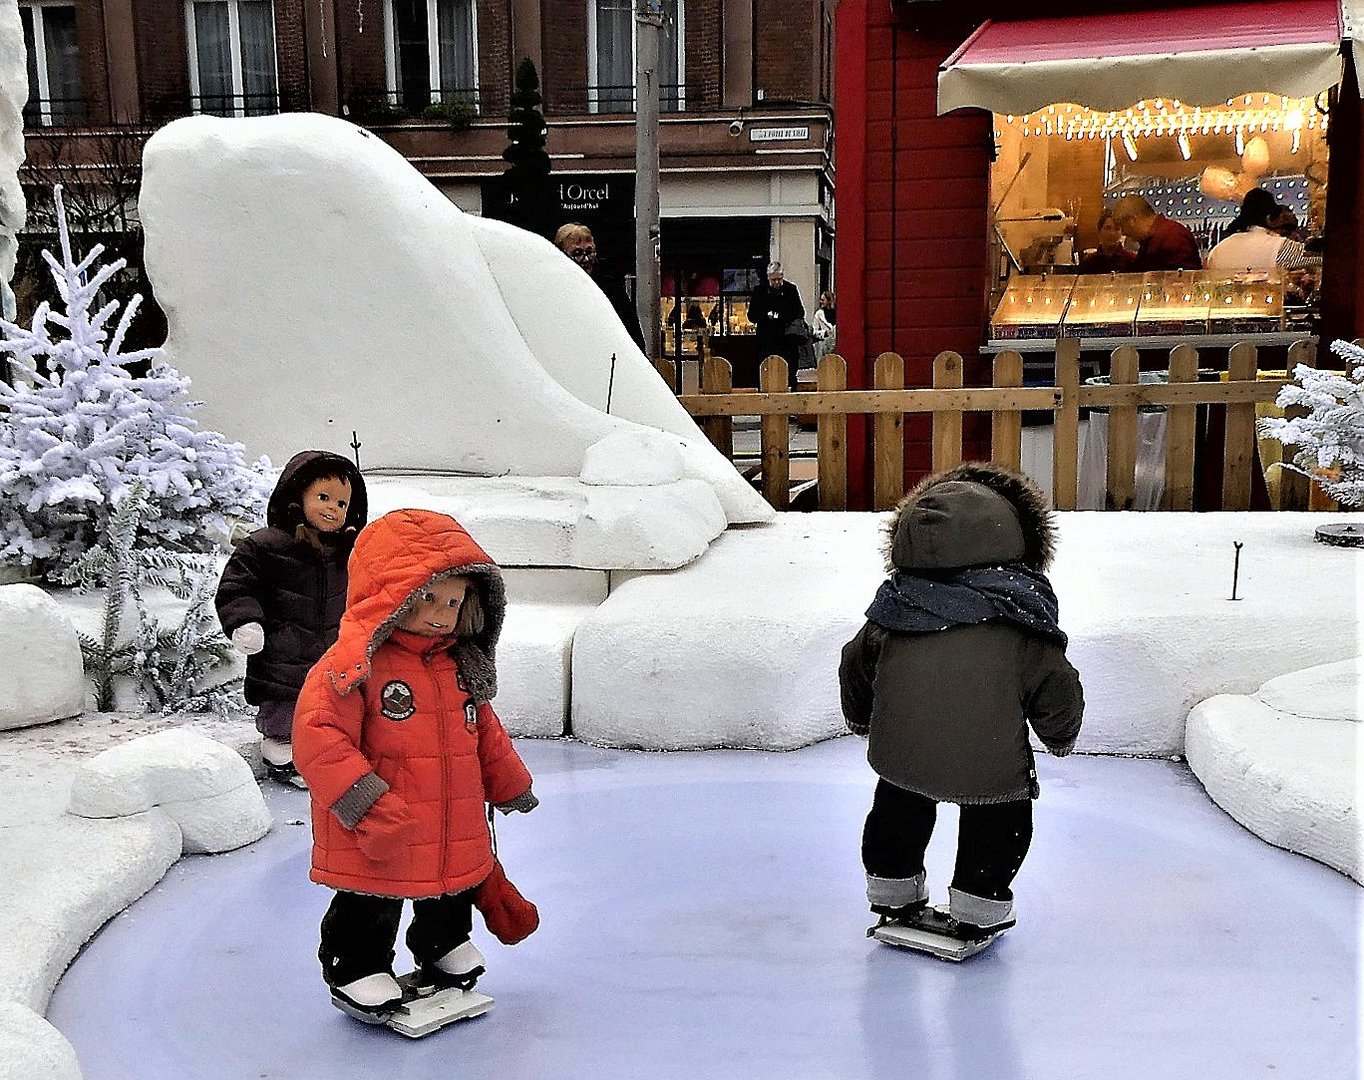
left=749, top=126, right=810, bottom=143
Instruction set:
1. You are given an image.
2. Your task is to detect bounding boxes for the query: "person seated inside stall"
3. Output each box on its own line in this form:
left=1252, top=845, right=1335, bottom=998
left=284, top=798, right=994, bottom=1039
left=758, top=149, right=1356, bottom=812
left=1078, top=208, right=1137, bottom=274
left=1206, top=188, right=1320, bottom=272
left=1111, top=194, right=1202, bottom=272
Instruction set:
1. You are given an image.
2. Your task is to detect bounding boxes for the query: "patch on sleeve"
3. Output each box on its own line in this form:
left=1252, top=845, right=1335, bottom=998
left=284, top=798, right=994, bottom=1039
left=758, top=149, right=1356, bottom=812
left=380, top=680, right=416, bottom=720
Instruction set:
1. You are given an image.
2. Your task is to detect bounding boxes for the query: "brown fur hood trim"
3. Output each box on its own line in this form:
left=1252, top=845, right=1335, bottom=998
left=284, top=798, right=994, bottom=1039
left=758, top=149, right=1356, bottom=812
left=883, top=462, right=1056, bottom=572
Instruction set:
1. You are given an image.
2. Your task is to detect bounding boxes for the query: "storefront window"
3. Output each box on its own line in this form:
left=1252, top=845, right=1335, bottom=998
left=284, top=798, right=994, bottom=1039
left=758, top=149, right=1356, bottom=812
left=987, top=94, right=1326, bottom=346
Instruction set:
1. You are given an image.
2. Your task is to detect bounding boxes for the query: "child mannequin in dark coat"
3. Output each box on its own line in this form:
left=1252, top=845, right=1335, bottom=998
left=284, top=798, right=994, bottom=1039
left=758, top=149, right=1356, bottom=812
left=840, top=463, right=1084, bottom=935
left=215, top=450, right=368, bottom=785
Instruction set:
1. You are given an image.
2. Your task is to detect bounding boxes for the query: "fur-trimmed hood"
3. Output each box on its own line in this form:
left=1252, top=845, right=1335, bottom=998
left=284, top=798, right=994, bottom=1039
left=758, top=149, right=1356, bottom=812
left=884, top=462, right=1056, bottom=573
left=265, top=449, right=368, bottom=549
left=323, top=509, right=505, bottom=703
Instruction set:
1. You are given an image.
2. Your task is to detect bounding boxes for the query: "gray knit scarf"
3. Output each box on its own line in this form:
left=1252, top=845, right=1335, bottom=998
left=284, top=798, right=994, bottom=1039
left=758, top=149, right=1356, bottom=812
left=867, top=565, right=1067, bottom=647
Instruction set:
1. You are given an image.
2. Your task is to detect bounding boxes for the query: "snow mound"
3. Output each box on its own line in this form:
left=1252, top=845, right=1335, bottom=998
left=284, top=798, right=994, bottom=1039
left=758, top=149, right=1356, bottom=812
left=0, top=584, right=84, bottom=731
left=364, top=474, right=726, bottom=570
left=138, top=113, right=771, bottom=527
left=68, top=730, right=270, bottom=854
left=1255, top=657, right=1360, bottom=721
left=1186, top=673, right=1360, bottom=883
left=0, top=1002, right=81, bottom=1080
left=580, top=430, right=685, bottom=486
left=496, top=569, right=607, bottom=737
left=572, top=514, right=886, bottom=749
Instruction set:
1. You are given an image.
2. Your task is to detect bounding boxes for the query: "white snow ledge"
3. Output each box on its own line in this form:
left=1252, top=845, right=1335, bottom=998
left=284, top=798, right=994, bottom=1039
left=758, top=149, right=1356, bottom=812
left=1186, top=659, right=1362, bottom=883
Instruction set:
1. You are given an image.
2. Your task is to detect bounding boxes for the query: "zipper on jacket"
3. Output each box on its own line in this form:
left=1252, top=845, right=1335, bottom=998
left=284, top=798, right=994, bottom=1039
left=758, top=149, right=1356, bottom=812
left=426, top=651, right=450, bottom=889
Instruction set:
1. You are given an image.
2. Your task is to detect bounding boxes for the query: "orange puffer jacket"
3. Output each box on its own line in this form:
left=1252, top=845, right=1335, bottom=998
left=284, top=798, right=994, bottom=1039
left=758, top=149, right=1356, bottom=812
left=294, top=509, right=531, bottom=898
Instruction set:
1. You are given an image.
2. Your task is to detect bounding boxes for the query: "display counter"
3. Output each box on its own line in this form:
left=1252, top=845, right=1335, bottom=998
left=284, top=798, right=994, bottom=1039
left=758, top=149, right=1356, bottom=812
left=985, top=269, right=1309, bottom=353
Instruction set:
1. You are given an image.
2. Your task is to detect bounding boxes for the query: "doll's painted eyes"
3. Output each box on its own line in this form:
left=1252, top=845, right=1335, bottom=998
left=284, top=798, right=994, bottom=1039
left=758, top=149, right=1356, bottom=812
left=314, top=493, right=347, bottom=509
left=418, top=591, right=462, bottom=607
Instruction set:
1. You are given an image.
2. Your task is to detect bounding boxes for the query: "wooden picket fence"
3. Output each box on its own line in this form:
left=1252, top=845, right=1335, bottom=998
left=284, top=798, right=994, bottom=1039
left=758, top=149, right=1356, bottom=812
left=667, top=337, right=1315, bottom=512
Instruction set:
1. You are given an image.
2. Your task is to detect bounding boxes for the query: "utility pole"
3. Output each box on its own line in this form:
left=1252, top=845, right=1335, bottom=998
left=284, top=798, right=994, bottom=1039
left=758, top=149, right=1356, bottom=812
left=634, top=0, right=663, bottom=360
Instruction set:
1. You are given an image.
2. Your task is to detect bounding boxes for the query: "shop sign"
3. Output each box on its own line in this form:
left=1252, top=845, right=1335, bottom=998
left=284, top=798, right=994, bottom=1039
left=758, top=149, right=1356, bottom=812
left=749, top=126, right=809, bottom=143
left=558, top=178, right=619, bottom=213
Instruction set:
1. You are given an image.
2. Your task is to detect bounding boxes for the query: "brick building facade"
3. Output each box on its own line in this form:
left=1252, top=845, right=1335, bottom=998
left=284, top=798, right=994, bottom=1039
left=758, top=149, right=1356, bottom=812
left=18, top=0, right=836, bottom=369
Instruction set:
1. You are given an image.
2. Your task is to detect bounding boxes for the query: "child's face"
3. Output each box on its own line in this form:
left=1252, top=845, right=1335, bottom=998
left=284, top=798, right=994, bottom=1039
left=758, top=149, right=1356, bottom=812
left=301, top=475, right=352, bottom=532
left=397, top=576, right=471, bottom=636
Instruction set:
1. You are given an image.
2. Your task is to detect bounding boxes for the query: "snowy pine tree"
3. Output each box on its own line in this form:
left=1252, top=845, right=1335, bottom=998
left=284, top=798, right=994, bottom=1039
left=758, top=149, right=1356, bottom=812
left=1260, top=339, right=1364, bottom=507
left=0, top=187, right=270, bottom=574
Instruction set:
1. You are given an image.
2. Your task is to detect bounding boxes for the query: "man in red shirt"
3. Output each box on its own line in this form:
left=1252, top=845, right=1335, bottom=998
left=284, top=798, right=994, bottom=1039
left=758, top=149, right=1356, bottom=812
left=1112, top=195, right=1202, bottom=272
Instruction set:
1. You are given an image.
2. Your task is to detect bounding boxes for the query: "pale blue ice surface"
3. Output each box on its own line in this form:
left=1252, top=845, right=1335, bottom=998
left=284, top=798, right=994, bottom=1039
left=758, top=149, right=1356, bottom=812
left=49, top=737, right=1360, bottom=1080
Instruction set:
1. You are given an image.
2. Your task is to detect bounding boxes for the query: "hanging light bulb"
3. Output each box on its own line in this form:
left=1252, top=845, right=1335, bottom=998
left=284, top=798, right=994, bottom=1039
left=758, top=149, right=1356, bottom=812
left=1235, top=126, right=1245, bottom=155
left=1178, top=131, right=1192, bottom=160
left=1122, top=130, right=1139, bottom=161
left=1292, top=128, right=1301, bottom=153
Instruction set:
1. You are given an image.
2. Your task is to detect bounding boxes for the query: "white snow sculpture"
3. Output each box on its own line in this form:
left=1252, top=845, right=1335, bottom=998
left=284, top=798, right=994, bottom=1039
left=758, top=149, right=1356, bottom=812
left=0, top=584, right=85, bottom=731
left=1185, top=658, right=1360, bottom=883
left=138, top=114, right=772, bottom=531
left=68, top=730, right=271, bottom=854
left=0, top=0, right=24, bottom=319
left=0, top=1002, right=82, bottom=1080
left=364, top=473, right=727, bottom=570
left=580, top=429, right=685, bottom=486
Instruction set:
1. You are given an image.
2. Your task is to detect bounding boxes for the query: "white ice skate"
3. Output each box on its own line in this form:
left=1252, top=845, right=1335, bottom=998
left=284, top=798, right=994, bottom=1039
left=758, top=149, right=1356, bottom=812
left=330, top=965, right=494, bottom=1038
left=261, top=738, right=308, bottom=790
left=868, top=905, right=1014, bottom=962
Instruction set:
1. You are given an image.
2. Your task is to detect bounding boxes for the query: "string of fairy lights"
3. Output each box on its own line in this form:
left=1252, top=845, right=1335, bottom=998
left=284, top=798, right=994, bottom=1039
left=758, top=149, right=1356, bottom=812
left=996, top=95, right=1326, bottom=159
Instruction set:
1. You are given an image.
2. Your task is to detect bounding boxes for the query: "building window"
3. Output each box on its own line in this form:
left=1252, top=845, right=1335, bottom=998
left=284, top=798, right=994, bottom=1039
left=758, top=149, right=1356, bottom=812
left=185, top=0, right=279, bottom=116
left=384, top=0, right=479, bottom=114
left=19, top=2, right=83, bottom=127
left=588, top=0, right=684, bottom=114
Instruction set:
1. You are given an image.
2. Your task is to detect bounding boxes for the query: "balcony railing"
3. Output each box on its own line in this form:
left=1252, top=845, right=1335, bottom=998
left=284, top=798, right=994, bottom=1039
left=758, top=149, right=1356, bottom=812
left=381, top=88, right=481, bottom=119
left=22, top=97, right=88, bottom=129
left=548, top=84, right=685, bottom=115
left=190, top=92, right=281, bottom=118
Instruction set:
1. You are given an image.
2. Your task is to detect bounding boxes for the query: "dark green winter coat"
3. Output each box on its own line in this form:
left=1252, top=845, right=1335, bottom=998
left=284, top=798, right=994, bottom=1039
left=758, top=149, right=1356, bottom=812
left=839, top=463, right=1084, bottom=804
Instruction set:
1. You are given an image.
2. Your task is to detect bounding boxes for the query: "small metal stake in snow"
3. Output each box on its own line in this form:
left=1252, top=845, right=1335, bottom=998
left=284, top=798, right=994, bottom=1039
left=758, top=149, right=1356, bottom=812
left=350, top=430, right=362, bottom=471
left=606, top=353, right=617, bottom=415
left=1229, top=541, right=1244, bottom=601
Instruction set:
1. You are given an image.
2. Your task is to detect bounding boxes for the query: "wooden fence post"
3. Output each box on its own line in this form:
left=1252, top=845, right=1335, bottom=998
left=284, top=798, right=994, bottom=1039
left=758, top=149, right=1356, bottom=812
left=759, top=355, right=790, bottom=510
left=700, top=356, right=734, bottom=458
left=1276, top=338, right=1317, bottom=511
left=652, top=357, right=676, bottom=393
left=991, top=350, right=1023, bottom=470
left=932, top=351, right=964, bottom=473
left=1162, top=344, right=1199, bottom=511
left=1222, top=341, right=1258, bottom=510
left=817, top=354, right=848, bottom=510
left=873, top=352, right=905, bottom=510
left=1105, top=345, right=1140, bottom=511
left=1052, top=338, right=1080, bottom=510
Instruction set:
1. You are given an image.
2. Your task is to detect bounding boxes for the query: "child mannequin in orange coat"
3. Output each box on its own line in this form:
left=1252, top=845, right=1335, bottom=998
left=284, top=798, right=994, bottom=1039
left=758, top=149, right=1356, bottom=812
left=293, top=509, right=538, bottom=1017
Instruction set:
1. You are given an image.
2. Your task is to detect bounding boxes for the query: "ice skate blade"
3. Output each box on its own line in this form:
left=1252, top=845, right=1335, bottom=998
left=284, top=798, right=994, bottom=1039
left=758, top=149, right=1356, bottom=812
left=330, top=992, right=400, bottom=1024
left=388, top=989, right=494, bottom=1038
left=870, top=922, right=1004, bottom=962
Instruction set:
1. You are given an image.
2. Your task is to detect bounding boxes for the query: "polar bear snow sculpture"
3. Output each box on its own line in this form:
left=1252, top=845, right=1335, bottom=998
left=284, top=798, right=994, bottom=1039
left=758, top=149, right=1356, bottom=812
left=138, top=114, right=772, bottom=527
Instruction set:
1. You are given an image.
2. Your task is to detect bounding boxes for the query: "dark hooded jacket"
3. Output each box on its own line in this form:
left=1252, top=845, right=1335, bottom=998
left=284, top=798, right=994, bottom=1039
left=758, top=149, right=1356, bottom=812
left=839, top=463, right=1084, bottom=804
left=215, top=450, right=369, bottom=706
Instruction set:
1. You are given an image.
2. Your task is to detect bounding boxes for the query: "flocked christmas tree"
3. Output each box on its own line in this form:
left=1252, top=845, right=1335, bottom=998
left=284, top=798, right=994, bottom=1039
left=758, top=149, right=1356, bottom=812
left=0, top=187, right=270, bottom=575
left=1259, top=338, right=1364, bottom=507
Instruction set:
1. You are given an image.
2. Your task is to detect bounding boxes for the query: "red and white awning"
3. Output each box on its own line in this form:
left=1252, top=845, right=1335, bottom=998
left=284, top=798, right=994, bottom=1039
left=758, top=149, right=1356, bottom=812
left=938, top=0, right=1344, bottom=116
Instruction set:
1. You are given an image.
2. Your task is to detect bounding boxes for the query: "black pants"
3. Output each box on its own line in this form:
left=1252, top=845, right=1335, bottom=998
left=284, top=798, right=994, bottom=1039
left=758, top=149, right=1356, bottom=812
left=861, top=780, right=1033, bottom=903
left=318, top=889, right=475, bottom=987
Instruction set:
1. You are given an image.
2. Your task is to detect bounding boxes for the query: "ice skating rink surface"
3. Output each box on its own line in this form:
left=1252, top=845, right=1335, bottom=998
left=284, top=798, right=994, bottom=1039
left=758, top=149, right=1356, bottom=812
left=50, top=737, right=1359, bottom=1080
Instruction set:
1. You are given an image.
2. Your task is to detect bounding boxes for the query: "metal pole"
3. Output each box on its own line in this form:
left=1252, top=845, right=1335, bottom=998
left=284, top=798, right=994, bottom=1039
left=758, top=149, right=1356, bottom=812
left=634, top=0, right=663, bottom=360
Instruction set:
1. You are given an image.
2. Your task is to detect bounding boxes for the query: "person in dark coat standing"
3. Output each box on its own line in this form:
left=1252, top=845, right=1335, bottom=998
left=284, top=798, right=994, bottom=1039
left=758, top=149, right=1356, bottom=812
left=216, top=450, right=369, bottom=785
left=554, top=223, right=647, bottom=352
left=748, top=261, right=806, bottom=390
left=840, top=462, right=1084, bottom=936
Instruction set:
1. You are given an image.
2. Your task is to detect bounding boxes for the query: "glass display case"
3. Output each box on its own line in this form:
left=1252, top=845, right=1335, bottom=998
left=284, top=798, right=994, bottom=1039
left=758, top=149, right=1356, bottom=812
left=1060, top=272, right=1143, bottom=338
left=988, top=274, right=1075, bottom=340
left=662, top=294, right=721, bottom=357
left=1134, top=270, right=1213, bottom=336
left=1207, top=270, right=1286, bottom=334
